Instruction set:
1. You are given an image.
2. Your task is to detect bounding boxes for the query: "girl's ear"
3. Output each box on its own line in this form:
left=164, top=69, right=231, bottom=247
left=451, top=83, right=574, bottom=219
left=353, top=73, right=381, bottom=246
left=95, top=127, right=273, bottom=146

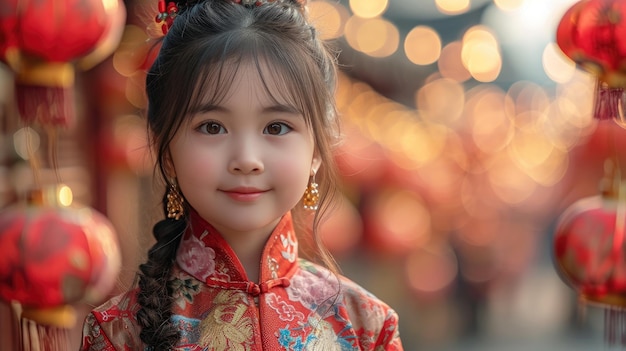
left=163, top=150, right=177, bottom=180
left=311, top=153, right=322, bottom=176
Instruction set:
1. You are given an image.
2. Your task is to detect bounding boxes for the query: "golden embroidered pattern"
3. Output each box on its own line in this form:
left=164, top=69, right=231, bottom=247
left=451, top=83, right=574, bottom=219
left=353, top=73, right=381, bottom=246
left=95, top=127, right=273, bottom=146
left=199, top=290, right=254, bottom=350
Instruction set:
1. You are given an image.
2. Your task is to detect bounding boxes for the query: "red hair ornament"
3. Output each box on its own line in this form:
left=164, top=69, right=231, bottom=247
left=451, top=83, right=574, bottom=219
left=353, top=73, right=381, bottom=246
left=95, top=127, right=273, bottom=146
left=155, top=0, right=307, bottom=35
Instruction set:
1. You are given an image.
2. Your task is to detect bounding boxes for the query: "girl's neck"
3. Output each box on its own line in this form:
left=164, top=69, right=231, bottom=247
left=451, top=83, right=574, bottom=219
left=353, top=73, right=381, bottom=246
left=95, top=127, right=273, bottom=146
left=214, top=222, right=280, bottom=283
left=229, top=236, right=265, bottom=283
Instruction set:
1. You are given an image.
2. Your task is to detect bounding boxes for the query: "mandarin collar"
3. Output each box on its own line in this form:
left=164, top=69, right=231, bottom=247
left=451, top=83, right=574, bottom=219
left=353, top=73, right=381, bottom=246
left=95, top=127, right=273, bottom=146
left=176, top=210, right=298, bottom=294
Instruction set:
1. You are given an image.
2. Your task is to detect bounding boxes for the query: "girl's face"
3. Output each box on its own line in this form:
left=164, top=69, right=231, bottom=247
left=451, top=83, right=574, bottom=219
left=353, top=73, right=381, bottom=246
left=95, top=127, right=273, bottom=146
left=168, top=60, right=320, bottom=239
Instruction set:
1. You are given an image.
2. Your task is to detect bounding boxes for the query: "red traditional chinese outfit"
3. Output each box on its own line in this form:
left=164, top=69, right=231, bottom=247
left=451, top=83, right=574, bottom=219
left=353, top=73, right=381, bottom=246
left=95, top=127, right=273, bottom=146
left=80, top=210, right=403, bottom=350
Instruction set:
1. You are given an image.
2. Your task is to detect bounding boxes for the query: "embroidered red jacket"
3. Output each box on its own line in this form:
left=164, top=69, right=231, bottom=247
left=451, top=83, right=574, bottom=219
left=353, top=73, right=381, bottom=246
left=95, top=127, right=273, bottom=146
left=80, top=211, right=403, bottom=350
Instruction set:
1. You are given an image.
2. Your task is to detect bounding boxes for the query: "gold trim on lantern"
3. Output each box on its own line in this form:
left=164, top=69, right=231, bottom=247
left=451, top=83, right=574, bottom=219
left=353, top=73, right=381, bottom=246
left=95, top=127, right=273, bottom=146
left=21, top=305, right=77, bottom=328
left=16, top=59, right=74, bottom=88
left=583, top=294, right=626, bottom=309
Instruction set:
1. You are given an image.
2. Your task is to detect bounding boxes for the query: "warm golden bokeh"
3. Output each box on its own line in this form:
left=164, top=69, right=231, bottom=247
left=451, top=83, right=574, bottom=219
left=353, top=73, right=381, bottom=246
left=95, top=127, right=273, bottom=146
left=416, top=77, right=465, bottom=125
left=345, top=17, right=399, bottom=57
left=435, top=0, right=471, bottom=15
left=405, top=26, right=442, bottom=66
left=308, top=1, right=349, bottom=40
left=493, top=0, right=525, bottom=11
left=349, top=0, right=388, bottom=19
left=543, top=42, right=577, bottom=84
left=461, top=26, right=501, bottom=82
left=438, top=41, right=472, bottom=82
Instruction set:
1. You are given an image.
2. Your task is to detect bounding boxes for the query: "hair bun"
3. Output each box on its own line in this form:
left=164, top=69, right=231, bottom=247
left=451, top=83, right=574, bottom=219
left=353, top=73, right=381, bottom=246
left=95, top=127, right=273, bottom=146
left=156, top=0, right=309, bottom=36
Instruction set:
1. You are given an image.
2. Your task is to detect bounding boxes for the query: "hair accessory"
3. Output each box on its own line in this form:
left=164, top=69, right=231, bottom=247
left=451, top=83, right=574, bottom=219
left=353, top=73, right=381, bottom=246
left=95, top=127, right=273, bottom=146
left=302, top=174, right=319, bottom=211
left=156, top=0, right=179, bottom=35
left=167, top=182, right=185, bottom=220
left=156, top=0, right=307, bottom=35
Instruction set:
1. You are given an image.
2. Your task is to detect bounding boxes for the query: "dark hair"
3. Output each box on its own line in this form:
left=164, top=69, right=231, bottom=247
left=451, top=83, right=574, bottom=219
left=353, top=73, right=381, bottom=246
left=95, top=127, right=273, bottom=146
left=136, top=0, right=340, bottom=349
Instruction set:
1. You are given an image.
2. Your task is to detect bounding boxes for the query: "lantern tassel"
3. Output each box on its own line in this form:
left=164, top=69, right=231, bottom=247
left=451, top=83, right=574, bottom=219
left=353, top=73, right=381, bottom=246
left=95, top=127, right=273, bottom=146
left=603, top=178, right=626, bottom=347
left=593, top=79, right=625, bottom=121
left=21, top=318, right=71, bottom=351
left=16, top=84, right=75, bottom=127
left=13, top=304, right=75, bottom=351
left=604, top=307, right=626, bottom=346
left=14, top=60, right=75, bottom=127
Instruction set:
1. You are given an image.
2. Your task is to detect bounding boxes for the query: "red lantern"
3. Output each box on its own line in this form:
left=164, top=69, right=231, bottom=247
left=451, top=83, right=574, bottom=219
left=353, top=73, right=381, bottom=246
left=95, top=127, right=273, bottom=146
left=553, top=159, right=626, bottom=345
left=0, top=0, right=126, bottom=126
left=0, top=185, right=121, bottom=347
left=556, top=0, right=626, bottom=123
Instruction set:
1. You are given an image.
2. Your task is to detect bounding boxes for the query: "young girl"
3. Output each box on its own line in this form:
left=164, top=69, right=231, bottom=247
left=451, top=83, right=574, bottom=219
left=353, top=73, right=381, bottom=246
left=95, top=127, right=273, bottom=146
left=80, top=0, right=403, bottom=349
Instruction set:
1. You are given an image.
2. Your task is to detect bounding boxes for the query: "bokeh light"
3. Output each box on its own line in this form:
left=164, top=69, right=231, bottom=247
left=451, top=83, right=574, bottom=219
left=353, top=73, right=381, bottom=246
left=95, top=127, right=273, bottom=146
left=493, top=0, right=525, bottom=11
left=416, top=77, right=465, bottom=125
left=365, top=188, right=432, bottom=254
left=543, top=42, right=577, bottom=84
left=349, top=0, right=388, bottom=19
left=438, top=41, right=472, bottom=82
left=13, top=127, right=40, bottom=161
left=461, top=26, right=501, bottom=82
left=345, top=17, right=399, bottom=57
left=404, top=26, right=442, bottom=66
left=435, top=0, right=471, bottom=15
left=466, top=85, right=515, bottom=154
left=308, top=1, right=350, bottom=40
left=58, top=184, right=74, bottom=207
left=405, top=244, right=458, bottom=295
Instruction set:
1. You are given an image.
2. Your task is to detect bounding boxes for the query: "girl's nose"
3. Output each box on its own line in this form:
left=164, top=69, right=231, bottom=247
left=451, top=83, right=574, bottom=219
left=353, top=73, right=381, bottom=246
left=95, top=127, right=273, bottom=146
left=228, top=137, right=264, bottom=174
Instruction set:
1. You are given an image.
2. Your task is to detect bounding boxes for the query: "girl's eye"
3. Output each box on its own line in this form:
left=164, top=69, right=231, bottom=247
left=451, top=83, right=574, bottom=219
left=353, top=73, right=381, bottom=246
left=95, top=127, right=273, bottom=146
left=198, top=122, right=226, bottom=135
left=264, top=122, right=292, bottom=135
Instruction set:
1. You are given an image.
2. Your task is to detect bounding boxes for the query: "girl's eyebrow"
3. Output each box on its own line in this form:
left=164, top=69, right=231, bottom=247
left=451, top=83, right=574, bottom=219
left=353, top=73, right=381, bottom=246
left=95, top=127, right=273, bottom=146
left=190, top=103, right=301, bottom=115
left=262, top=104, right=301, bottom=115
left=190, top=103, right=222, bottom=114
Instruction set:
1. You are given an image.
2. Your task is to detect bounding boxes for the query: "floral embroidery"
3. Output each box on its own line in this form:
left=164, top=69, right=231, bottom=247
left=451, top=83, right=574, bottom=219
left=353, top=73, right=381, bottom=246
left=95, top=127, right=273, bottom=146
left=171, top=274, right=201, bottom=309
left=198, top=290, right=254, bottom=351
left=268, top=256, right=280, bottom=279
left=287, top=270, right=339, bottom=309
left=266, top=293, right=305, bottom=322
left=79, top=212, right=404, bottom=351
left=307, top=319, right=355, bottom=351
left=277, top=319, right=357, bottom=351
left=280, top=233, right=297, bottom=262
left=177, top=230, right=216, bottom=281
left=278, top=328, right=314, bottom=351
left=353, top=328, right=376, bottom=349
left=171, top=315, right=201, bottom=345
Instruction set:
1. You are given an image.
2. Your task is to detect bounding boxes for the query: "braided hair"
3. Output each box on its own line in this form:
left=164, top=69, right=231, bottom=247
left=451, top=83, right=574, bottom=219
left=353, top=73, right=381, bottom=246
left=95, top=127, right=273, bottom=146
left=137, top=0, right=340, bottom=349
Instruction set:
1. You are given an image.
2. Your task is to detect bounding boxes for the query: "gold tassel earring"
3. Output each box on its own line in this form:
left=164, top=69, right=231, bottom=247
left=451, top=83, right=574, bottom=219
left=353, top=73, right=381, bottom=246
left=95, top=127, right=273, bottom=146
left=303, top=174, right=319, bottom=211
left=167, top=182, right=185, bottom=220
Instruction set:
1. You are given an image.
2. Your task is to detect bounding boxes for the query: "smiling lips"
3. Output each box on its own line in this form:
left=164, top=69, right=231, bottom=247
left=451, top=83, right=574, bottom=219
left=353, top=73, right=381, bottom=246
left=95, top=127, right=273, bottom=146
left=222, top=187, right=268, bottom=202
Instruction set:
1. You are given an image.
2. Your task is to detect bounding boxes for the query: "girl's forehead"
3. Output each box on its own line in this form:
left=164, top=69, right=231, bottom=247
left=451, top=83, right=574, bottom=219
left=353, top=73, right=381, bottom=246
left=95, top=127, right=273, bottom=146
left=200, top=58, right=296, bottom=107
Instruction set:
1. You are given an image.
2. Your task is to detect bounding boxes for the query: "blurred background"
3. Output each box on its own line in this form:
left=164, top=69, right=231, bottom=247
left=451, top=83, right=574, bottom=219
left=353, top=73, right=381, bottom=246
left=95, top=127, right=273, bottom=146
left=3, top=0, right=626, bottom=349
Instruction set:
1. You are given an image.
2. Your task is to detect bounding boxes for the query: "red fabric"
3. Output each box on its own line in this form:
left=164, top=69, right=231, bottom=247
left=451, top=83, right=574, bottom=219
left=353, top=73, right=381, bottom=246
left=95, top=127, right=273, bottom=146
left=81, top=211, right=403, bottom=350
